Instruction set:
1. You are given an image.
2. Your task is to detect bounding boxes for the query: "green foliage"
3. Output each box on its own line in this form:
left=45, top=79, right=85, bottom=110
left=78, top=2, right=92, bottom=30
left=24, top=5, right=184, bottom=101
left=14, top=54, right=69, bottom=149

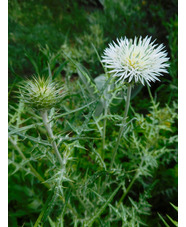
left=158, top=203, right=178, bottom=227
left=8, top=66, right=178, bottom=226
left=9, top=0, right=177, bottom=226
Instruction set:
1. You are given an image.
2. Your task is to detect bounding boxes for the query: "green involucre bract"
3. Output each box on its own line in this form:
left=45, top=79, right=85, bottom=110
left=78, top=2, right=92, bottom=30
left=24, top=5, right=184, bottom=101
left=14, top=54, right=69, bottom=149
left=20, top=76, right=66, bottom=110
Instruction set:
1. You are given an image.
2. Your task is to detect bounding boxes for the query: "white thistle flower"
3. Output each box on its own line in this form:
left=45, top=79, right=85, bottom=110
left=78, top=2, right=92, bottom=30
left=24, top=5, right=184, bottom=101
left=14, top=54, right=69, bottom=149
left=102, top=36, right=169, bottom=86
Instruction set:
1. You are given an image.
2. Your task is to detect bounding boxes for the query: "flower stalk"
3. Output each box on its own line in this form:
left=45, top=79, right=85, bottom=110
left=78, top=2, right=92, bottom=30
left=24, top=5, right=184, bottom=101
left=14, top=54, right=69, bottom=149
left=109, top=84, right=132, bottom=170
left=41, top=110, right=63, bottom=168
left=117, top=158, right=144, bottom=207
left=102, top=101, right=108, bottom=159
left=117, top=171, right=139, bottom=208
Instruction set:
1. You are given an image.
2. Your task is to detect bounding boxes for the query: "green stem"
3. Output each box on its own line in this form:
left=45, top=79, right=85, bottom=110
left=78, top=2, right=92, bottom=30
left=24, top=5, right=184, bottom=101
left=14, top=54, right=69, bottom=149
left=41, top=110, right=63, bottom=168
left=9, top=136, right=50, bottom=189
left=98, top=103, right=108, bottom=193
left=117, top=172, right=139, bottom=208
left=147, top=85, right=156, bottom=107
left=109, top=84, right=132, bottom=170
left=117, top=159, right=144, bottom=207
left=102, top=103, right=108, bottom=159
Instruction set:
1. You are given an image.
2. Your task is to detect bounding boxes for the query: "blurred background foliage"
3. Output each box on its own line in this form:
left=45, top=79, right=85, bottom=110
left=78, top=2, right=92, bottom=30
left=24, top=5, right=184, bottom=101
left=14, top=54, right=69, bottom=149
left=9, top=0, right=178, bottom=226
left=9, top=0, right=177, bottom=104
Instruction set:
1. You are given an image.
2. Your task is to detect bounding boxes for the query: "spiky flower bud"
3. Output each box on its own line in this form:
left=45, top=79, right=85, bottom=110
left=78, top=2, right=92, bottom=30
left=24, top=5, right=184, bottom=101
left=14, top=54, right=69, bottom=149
left=20, top=76, right=66, bottom=110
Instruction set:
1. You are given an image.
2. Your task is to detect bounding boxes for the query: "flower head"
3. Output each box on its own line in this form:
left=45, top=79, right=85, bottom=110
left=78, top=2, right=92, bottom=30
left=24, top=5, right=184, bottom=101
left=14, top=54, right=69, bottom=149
left=101, top=36, right=169, bottom=86
left=20, top=76, right=66, bottom=110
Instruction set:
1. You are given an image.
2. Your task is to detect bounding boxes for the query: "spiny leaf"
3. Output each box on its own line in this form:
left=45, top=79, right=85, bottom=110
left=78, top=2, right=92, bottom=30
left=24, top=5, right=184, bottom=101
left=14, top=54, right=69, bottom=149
left=58, top=136, right=100, bottom=144
left=79, top=77, right=112, bottom=135
left=41, top=187, right=60, bottom=224
left=170, top=203, right=178, bottom=212
left=8, top=127, right=52, bottom=147
left=91, top=146, right=106, bottom=170
left=77, top=63, right=98, bottom=96
left=158, top=213, right=170, bottom=227
left=52, top=100, right=96, bottom=120
left=85, top=185, right=121, bottom=226
left=8, top=159, right=28, bottom=176
left=91, top=43, right=105, bottom=70
left=48, top=216, right=57, bottom=227
left=89, top=188, right=121, bottom=218
left=8, top=123, right=43, bottom=136
left=166, top=215, right=178, bottom=226
left=34, top=210, right=45, bottom=227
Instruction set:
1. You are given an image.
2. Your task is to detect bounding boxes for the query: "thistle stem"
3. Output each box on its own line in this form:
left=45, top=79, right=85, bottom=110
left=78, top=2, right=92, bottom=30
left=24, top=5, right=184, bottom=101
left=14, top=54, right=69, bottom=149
left=109, top=84, right=132, bottom=170
left=117, top=171, right=139, bottom=208
left=147, top=85, right=156, bottom=108
left=117, top=158, right=143, bottom=207
left=102, top=103, right=108, bottom=159
left=41, top=110, right=63, bottom=168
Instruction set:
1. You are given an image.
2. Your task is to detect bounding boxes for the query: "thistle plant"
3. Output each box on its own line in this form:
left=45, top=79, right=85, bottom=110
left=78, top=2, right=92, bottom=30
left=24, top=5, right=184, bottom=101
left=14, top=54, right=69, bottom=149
left=101, top=36, right=169, bottom=197
left=20, top=76, right=67, bottom=167
left=8, top=35, right=177, bottom=226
